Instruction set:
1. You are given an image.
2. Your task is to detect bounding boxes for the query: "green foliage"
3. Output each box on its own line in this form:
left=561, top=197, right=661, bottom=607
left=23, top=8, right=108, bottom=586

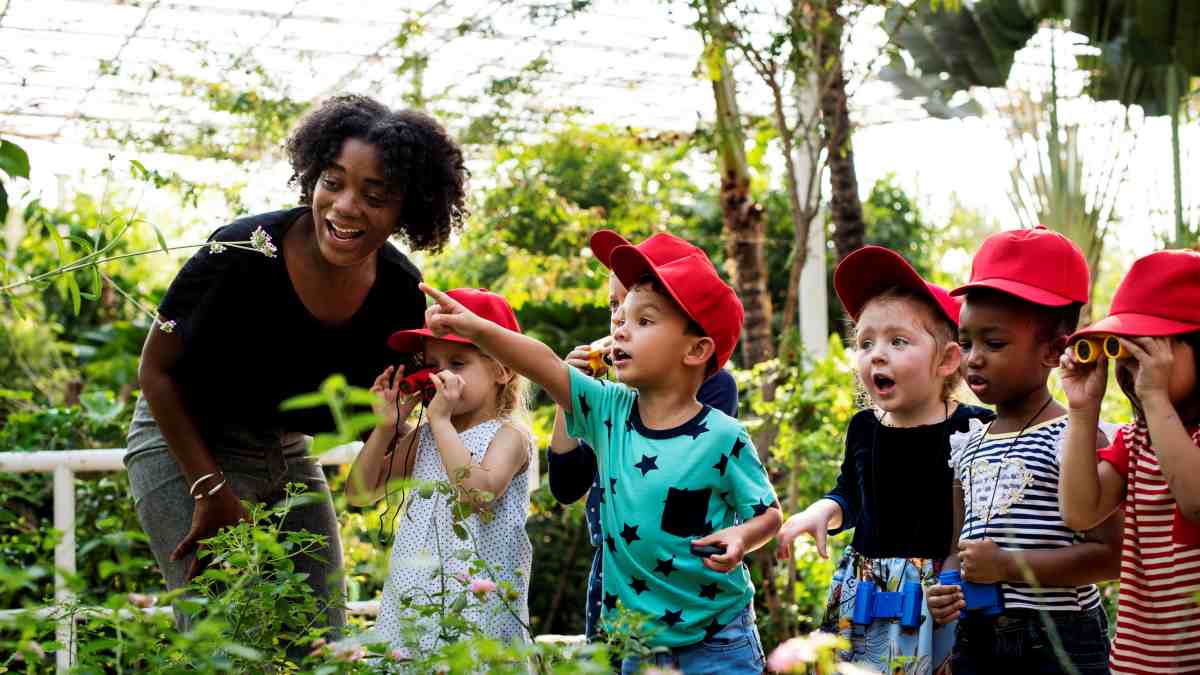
left=0, top=137, right=31, bottom=224
left=740, top=337, right=858, bottom=641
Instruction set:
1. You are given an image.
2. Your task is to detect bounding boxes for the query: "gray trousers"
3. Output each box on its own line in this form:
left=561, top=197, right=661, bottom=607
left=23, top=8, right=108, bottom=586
left=124, top=397, right=346, bottom=636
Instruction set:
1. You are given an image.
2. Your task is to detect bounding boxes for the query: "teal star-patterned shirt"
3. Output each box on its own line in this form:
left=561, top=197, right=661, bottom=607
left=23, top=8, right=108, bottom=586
left=565, top=366, right=777, bottom=647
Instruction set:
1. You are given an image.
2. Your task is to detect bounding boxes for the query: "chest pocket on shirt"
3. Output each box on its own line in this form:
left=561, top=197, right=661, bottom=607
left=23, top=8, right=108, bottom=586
left=662, top=487, right=714, bottom=538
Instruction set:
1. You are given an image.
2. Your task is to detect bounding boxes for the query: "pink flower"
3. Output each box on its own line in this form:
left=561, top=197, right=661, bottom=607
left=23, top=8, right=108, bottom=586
left=767, top=632, right=843, bottom=672
left=467, top=578, right=497, bottom=596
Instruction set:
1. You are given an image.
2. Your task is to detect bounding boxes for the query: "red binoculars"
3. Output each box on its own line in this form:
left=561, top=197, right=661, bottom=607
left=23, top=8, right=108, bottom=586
left=398, top=367, right=437, bottom=405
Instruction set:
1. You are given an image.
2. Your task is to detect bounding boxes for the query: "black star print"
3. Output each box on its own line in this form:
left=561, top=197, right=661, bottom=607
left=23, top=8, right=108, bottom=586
left=625, top=417, right=633, bottom=433
left=653, top=556, right=676, bottom=577
left=730, top=438, right=745, bottom=458
left=713, top=453, right=729, bottom=476
left=603, top=592, right=618, bottom=611
left=629, top=577, right=649, bottom=595
left=698, top=582, right=720, bottom=600
left=634, top=454, right=659, bottom=476
left=604, top=417, right=613, bottom=439
left=578, top=394, right=591, bottom=419
left=703, top=618, right=726, bottom=640
left=752, top=500, right=769, bottom=516
left=684, top=420, right=709, bottom=440
left=720, top=491, right=733, bottom=507
left=620, top=523, right=640, bottom=546
left=605, top=534, right=616, bottom=553
left=610, top=477, right=617, bottom=493
left=660, top=608, right=684, bottom=627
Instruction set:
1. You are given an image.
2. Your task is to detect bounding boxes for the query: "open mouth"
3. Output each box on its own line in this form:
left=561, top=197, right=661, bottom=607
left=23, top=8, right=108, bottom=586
left=872, top=373, right=896, bottom=395
left=611, top=347, right=631, bottom=366
left=966, top=374, right=988, bottom=391
left=326, top=218, right=366, bottom=241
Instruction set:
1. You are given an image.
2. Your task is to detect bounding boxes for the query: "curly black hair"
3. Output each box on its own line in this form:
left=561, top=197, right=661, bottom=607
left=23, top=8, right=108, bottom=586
left=285, top=94, right=468, bottom=252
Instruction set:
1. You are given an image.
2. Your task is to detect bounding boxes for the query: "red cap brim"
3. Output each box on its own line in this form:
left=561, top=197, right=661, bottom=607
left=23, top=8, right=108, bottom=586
left=387, top=328, right=473, bottom=354
left=950, top=278, right=1075, bottom=307
left=1073, top=312, right=1200, bottom=340
left=834, top=246, right=960, bottom=325
left=589, top=230, right=632, bottom=270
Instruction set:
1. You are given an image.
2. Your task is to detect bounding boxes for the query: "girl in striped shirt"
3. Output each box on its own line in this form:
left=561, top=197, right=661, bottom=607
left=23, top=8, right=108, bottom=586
left=1060, top=249, right=1200, bottom=674
left=926, top=227, right=1122, bottom=674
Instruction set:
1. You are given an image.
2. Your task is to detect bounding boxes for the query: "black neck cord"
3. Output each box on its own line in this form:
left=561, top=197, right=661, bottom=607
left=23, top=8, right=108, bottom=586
left=966, top=395, right=1054, bottom=541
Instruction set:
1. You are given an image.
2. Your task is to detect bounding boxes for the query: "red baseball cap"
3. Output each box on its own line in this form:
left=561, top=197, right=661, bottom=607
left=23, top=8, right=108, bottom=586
left=1073, top=249, right=1200, bottom=340
left=950, top=225, right=1089, bottom=307
left=388, top=288, right=521, bottom=353
left=834, top=245, right=962, bottom=326
left=606, top=232, right=744, bottom=370
left=590, top=229, right=698, bottom=271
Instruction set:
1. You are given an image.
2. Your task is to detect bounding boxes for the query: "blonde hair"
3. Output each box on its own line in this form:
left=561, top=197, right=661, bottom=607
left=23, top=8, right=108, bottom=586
left=495, top=368, right=532, bottom=434
left=853, top=287, right=964, bottom=404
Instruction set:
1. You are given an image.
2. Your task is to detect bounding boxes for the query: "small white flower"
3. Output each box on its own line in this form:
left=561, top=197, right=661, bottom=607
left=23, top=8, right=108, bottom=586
left=158, top=319, right=177, bottom=334
left=209, top=242, right=227, bottom=254
left=949, top=416, right=987, bottom=468
left=248, top=226, right=277, bottom=258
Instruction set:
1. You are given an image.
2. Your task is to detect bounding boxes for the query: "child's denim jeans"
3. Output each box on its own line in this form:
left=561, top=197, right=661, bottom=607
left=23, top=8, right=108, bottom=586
left=618, top=605, right=765, bottom=675
left=952, top=604, right=1110, bottom=674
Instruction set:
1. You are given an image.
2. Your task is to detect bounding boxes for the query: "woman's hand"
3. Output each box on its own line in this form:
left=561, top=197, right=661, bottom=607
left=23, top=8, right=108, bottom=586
left=1059, top=346, right=1108, bottom=413
left=370, top=366, right=419, bottom=430
left=427, top=370, right=465, bottom=422
left=171, top=483, right=250, bottom=580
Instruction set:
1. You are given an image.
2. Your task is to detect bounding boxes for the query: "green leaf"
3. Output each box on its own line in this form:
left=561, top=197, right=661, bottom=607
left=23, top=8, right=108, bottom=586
left=42, top=219, right=67, bottom=264
left=65, top=274, right=81, bottom=315
left=0, top=182, right=7, bottom=224
left=0, top=388, right=32, bottom=401
left=151, top=222, right=170, bottom=254
left=0, top=139, right=31, bottom=179
left=279, top=391, right=327, bottom=411
left=309, top=433, right=341, bottom=454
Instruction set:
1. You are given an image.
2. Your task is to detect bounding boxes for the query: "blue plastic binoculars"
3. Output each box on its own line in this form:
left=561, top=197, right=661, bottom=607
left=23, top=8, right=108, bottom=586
left=852, top=579, right=922, bottom=629
left=1072, top=335, right=1130, bottom=363
left=937, top=570, right=1003, bottom=619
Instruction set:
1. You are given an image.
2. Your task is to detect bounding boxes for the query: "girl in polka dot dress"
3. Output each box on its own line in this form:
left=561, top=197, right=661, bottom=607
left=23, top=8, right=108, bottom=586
left=345, top=288, right=533, bottom=656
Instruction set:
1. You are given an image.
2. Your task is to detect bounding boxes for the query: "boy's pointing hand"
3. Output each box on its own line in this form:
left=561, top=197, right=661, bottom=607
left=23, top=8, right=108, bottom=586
left=420, top=283, right=482, bottom=340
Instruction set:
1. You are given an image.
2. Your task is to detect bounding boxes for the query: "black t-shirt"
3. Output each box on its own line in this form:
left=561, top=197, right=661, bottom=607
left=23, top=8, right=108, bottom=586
left=824, top=403, right=995, bottom=560
left=157, top=207, right=425, bottom=434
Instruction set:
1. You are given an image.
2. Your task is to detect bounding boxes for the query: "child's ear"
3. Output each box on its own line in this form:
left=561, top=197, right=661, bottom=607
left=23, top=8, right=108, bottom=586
left=491, top=360, right=515, bottom=385
left=684, top=336, right=717, bottom=369
left=936, top=339, right=962, bottom=378
left=1043, top=335, right=1069, bottom=368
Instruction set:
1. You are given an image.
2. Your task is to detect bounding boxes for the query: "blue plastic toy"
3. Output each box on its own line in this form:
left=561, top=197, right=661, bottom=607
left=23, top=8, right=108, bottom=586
left=851, top=579, right=923, bottom=629
left=937, top=569, right=1003, bottom=619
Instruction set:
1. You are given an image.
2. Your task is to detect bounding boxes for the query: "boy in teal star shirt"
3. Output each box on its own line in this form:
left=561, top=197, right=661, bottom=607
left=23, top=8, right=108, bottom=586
left=418, top=232, right=781, bottom=673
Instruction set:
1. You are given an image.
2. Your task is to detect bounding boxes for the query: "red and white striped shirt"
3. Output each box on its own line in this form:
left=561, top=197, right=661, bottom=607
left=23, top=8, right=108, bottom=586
left=1099, top=423, right=1200, bottom=673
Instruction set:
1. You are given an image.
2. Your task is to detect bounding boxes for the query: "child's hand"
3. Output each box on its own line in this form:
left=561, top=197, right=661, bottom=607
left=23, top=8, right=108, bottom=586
left=426, top=370, right=464, bottom=422
left=776, top=509, right=830, bottom=560
left=420, top=283, right=486, bottom=340
left=691, top=531, right=747, bottom=573
left=957, top=538, right=1011, bottom=584
left=564, top=344, right=592, bottom=372
left=1059, top=346, right=1108, bottom=413
left=370, top=366, right=419, bottom=430
left=1122, top=336, right=1176, bottom=404
left=926, top=583, right=964, bottom=625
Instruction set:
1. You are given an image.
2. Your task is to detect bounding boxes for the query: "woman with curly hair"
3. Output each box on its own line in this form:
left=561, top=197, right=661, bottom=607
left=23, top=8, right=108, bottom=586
left=123, top=95, right=468, bottom=638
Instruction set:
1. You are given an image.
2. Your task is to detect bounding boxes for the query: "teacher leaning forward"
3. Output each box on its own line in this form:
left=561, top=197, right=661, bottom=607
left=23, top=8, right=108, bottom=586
left=124, top=95, right=467, bottom=636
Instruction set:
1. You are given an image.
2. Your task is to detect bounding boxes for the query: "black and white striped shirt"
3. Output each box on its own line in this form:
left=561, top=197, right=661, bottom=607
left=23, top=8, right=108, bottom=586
left=951, top=415, right=1101, bottom=612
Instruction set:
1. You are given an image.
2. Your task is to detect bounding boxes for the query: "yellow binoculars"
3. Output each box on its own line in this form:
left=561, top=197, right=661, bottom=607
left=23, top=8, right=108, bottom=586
left=587, top=337, right=613, bottom=377
left=1072, top=335, right=1131, bottom=363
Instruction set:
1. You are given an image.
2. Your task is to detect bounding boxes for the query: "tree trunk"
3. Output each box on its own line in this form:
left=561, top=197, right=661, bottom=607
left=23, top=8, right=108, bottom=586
left=705, top=0, right=775, bottom=368
left=819, top=0, right=865, bottom=262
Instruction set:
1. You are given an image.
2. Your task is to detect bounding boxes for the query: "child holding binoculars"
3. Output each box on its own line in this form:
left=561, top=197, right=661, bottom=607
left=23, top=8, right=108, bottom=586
left=926, top=227, right=1120, bottom=674
left=1059, top=249, right=1200, bottom=674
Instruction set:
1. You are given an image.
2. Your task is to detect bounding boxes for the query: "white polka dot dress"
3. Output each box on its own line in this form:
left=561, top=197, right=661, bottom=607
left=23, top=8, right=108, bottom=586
left=372, top=419, right=532, bottom=655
